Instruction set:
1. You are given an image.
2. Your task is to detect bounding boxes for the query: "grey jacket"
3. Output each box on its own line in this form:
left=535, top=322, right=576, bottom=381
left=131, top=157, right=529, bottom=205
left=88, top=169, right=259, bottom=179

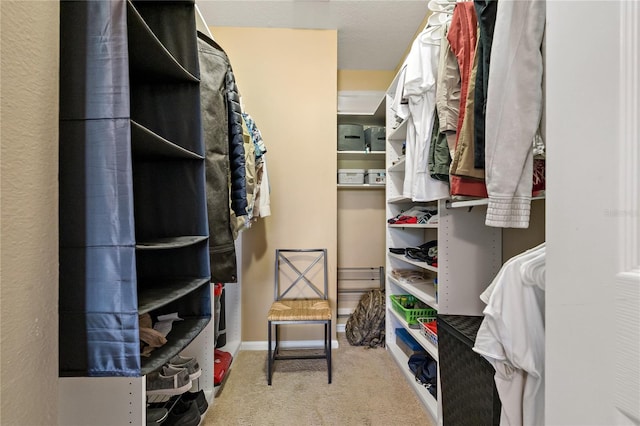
left=198, top=32, right=243, bottom=283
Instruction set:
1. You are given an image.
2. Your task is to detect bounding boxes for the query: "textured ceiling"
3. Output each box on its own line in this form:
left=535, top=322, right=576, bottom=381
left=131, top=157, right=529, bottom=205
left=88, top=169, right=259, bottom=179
left=196, top=1, right=430, bottom=70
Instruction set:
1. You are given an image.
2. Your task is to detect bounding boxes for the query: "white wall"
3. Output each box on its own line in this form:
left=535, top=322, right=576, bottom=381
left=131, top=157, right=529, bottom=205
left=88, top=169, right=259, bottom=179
left=0, top=1, right=60, bottom=424
left=546, top=1, right=639, bottom=424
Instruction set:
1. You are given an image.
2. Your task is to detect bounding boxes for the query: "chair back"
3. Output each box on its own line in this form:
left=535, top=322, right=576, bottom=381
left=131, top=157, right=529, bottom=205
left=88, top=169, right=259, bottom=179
left=274, top=249, right=328, bottom=302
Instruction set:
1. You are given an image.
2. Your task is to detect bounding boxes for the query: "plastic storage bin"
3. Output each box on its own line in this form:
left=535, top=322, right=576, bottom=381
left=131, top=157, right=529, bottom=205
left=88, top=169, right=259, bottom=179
left=395, top=328, right=425, bottom=358
left=338, top=124, right=365, bottom=151
left=365, top=169, right=386, bottom=185
left=365, top=126, right=386, bottom=151
left=390, top=294, right=437, bottom=325
left=338, top=169, right=365, bottom=184
left=437, top=315, right=501, bottom=426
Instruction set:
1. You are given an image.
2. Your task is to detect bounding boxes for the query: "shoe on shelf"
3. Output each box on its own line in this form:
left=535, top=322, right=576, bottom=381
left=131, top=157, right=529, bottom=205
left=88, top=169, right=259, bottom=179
left=146, top=407, right=168, bottom=425
left=162, top=398, right=201, bottom=426
left=181, top=390, right=208, bottom=415
left=169, top=355, right=202, bottom=381
left=146, top=366, right=192, bottom=396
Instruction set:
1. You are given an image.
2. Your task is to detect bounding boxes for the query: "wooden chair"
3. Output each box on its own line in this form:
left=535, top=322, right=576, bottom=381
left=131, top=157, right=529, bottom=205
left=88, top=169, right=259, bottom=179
left=267, top=249, right=332, bottom=385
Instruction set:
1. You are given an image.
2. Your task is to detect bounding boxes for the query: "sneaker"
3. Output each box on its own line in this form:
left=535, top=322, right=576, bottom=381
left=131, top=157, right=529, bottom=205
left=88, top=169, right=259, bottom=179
left=146, top=366, right=192, bottom=396
left=146, top=407, right=168, bottom=425
left=169, top=355, right=202, bottom=381
left=181, top=390, right=208, bottom=415
left=163, top=398, right=201, bottom=426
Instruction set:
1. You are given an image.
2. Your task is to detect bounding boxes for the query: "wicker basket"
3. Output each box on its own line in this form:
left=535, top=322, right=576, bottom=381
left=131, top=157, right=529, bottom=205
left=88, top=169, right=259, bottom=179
left=390, top=295, right=437, bottom=325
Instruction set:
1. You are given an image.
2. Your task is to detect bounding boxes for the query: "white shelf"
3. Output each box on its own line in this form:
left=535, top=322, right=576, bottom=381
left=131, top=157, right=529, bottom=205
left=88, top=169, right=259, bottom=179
left=388, top=157, right=406, bottom=172
left=388, top=252, right=437, bottom=273
left=387, top=342, right=439, bottom=419
left=388, top=223, right=438, bottom=229
left=388, top=307, right=439, bottom=361
left=337, top=184, right=385, bottom=190
left=388, top=120, right=408, bottom=141
left=387, top=275, right=438, bottom=310
left=337, top=150, right=385, bottom=161
left=387, top=196, right=413, bottom=204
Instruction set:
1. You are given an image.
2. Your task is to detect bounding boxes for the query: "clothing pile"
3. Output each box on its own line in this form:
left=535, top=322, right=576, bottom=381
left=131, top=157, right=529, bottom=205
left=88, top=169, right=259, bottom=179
left=387, top=206, right=438, bottom=225
left=390, top=240, right=438, bottom=267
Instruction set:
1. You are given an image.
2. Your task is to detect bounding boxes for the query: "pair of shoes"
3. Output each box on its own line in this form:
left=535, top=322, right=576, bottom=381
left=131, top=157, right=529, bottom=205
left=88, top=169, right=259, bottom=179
left=146, top=365, right=192, bottom=396
left=169, top=355, right=201, bottom=381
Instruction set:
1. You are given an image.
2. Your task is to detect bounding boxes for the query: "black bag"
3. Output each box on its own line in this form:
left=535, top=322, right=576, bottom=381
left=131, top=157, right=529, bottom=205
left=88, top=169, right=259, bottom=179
left=408, top=352, right=438, bottom=397
left=345, top=289, right=385, bottom=348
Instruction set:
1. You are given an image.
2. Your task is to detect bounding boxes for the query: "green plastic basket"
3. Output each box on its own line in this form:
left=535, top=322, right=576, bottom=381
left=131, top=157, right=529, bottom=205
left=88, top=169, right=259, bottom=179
left=390, top=294, right=437, bottom=325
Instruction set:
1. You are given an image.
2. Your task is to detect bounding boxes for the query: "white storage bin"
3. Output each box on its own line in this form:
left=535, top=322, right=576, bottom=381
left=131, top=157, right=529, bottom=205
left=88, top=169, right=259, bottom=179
left=338, top=169, right=365, bottom=184
left=366, top=169, right=386, bottom=185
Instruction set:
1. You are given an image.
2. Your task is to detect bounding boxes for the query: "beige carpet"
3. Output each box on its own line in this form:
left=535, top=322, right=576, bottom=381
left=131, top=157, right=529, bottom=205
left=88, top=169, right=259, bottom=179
left=202, top=333, right=435, bottom=426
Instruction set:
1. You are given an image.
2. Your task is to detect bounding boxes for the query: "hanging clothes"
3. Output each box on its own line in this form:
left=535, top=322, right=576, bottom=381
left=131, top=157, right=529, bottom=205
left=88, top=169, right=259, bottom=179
left=402, top=17, right=450, bottom=201
left=447, top=1, right=489, bottom=198
left=484, top=0, right=545, bottom=228
left=197, top=32, right=239, bottom=283
left=473, top=0, right=499, bottom=169
left=435, top=20, right=461, bottom=158
left=473, top=243, right=546, bottom=426
left=241, top=111, right=272, bottom=228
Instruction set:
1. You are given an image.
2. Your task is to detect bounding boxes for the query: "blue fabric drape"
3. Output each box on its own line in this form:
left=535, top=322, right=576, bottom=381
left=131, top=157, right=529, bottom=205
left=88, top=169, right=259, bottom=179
left=59, top=0, right=140, bottom=376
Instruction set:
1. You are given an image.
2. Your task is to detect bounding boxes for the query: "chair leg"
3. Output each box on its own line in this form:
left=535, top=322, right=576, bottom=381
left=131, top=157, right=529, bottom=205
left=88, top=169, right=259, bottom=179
left=327, top=320, right=332, bottom=384
left=267, top=320, right=273, bottom=385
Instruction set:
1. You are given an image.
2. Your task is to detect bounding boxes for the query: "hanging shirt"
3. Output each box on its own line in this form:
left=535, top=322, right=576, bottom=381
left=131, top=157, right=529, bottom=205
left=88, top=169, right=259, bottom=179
left=474, top=244, right=546, bottom=426
left=484, top=0, right=546, bottom=228
left=402, top=24, right=450, bottom=202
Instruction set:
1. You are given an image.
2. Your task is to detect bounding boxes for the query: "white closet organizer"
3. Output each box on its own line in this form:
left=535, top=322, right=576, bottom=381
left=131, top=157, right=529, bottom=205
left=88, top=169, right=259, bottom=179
left=384, top=73, right=503, bottom=422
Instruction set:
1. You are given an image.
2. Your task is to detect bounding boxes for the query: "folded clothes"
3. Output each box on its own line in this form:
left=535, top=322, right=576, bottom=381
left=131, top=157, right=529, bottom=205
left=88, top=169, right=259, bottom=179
left=389, top=247, right=406, bottom=254
left=390, top=269, right=432, bottom=285
left=388, top=206, right=438, bottom=225
left=405, top=240, right=438, bottom=266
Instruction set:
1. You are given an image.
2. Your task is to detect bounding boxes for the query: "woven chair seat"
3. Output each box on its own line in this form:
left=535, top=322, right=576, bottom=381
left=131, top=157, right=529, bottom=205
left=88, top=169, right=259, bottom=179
left=267, top=299, right=331, bottom=321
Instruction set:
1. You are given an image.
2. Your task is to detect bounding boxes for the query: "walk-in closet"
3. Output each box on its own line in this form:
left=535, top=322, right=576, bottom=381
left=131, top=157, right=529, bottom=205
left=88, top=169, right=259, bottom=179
left=1, top=1, right=638, bottom=425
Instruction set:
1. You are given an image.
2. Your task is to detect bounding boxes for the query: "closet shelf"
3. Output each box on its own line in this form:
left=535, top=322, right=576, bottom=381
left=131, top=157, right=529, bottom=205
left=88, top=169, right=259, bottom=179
left=131, top=121, right=204, bottom=160
left=388, top=157, right=406, bottom=172
left=388, top=275, right=438, bottom=310
left=387, top=341, right=439, bottom=417
left=388, top=223, right=438, bottom=229
left=140, top=317, right=210, bottom=375
left=137, top=277, right=210, bottom=314
left=135, top=235, right=208, bottom=250
left=388, top=307, right=438, bottom=361
left=337, top=184, right=385, bottom=190
left=387, top=120, right=408, bottom=141
left=126, top=1, right=199, bottom=83
left=388, top=252, right=437, bottom=272
left=337, top=151, right=385, bottom=161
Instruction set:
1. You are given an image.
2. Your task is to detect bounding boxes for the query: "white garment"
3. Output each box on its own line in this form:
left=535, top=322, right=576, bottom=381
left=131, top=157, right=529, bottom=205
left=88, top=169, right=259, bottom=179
left=257, top=155, right=271, bottom=218
left=484, top=0, right=546, bottom=228
left=390, top=65, right=409, bottom=125
left=402, top=24, right=450, bottom=202
left=474, top=244, right=546, bottom=426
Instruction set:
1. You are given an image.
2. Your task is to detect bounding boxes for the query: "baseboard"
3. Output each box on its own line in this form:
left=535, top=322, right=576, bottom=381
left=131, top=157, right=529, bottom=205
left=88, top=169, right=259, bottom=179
left=241, top=339, right=340, bottom=351
left=336, top=323, right=346, bottom=333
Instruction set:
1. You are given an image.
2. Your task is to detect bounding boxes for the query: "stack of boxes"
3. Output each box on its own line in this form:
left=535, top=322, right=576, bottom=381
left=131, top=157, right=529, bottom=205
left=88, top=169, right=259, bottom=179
left=337, top=124, right=386, bottom=185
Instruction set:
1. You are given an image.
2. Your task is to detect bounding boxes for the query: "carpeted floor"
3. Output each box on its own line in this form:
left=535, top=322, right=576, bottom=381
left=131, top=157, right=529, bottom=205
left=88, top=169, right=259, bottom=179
left=202, top=333, right=435, bottom=426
